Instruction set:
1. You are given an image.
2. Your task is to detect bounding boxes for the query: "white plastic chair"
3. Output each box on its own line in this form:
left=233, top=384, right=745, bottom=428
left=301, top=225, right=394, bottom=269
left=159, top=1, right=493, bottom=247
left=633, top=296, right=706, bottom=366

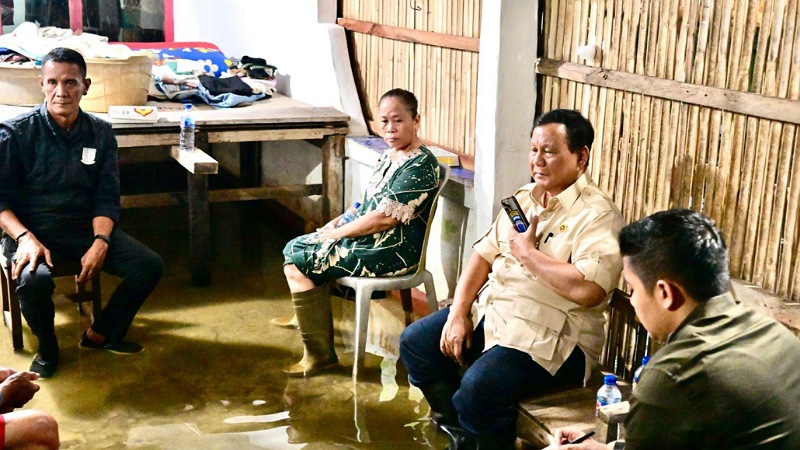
left=337, top=162, right=450, bottom=382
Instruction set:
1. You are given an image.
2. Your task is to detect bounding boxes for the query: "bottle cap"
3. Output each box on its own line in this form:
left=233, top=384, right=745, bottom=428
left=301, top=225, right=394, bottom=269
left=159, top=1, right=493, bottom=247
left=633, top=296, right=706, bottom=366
left=642, top=355, right=651, bottom=365
left=603, top=374, right=617, bottom=385
left=184, top=104, right=192, bottom=110
left=354, top=201, right=361, bottom=208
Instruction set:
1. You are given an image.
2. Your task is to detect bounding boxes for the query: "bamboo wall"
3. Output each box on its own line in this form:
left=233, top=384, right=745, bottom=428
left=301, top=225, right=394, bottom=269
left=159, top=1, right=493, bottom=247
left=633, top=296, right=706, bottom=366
left=540, top=0, right=800, bottom=302
left=340, top=0, right=481, bottom=156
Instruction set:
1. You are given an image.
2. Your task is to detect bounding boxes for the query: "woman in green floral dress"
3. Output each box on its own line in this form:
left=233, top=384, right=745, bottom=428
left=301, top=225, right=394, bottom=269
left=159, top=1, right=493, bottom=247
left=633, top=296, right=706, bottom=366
left=280, top=89, right=442, bottom=376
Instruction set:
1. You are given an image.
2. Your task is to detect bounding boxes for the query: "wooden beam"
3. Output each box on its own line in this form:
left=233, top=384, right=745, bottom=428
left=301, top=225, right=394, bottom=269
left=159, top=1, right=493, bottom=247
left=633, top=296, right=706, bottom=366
left=337, top=18, right=480, bottom=53
left=208, top=185, right=322, bottom=203
left=536, top=58, right=800, bottom=125
left=116, top=134, right=177, bottom=148
left=206, top=127, right=349, bottom=144
left=170, top=146, right=219, bottom=174
left=120, top=185, right=323, bottom=209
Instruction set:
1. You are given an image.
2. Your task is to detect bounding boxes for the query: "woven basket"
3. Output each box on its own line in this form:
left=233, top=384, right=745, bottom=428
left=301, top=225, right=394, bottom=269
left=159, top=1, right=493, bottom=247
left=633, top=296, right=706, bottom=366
left=82, top=55, right=153, bottom=113
left=0, top=55, right=153, bottom=113
left=0, top=63, right=44, bottom=106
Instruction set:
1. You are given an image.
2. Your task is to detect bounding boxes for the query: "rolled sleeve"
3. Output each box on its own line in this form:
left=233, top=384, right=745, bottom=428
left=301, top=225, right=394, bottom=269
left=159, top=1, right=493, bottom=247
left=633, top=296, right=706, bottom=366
left=571, top=210, right=625, bottom=293
left=472, top=212, right=504, bottom=265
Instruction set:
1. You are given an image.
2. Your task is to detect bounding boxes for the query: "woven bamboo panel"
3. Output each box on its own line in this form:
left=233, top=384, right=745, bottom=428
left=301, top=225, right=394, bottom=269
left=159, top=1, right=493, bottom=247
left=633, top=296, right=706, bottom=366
left=540, top=0, right=800, bottom=302
left=340, top=0, right=481, bottom=156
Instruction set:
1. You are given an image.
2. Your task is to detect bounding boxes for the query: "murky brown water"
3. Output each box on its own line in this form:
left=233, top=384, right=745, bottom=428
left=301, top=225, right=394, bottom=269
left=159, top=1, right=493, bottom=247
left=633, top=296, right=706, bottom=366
left=1, top=206, right=450, bottom=449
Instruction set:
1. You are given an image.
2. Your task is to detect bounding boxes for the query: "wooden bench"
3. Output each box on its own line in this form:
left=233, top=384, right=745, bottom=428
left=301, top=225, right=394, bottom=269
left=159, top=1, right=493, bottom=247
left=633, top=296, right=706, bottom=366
left=516, top=289, right=650, bottom=448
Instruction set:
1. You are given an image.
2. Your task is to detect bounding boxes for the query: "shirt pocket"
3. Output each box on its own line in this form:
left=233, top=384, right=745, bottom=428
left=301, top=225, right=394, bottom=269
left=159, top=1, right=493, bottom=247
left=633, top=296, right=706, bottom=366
left=506, top=298, right=567, bottom=360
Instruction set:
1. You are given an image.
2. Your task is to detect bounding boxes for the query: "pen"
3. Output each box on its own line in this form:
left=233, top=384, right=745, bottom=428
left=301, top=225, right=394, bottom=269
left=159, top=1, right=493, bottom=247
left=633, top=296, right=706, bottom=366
left=567, top=431, right=596, bottom=444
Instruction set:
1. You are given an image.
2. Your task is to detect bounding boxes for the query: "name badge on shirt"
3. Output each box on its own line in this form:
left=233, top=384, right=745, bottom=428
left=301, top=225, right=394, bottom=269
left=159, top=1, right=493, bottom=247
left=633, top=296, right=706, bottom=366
left=81, top=147, right=97, bottom=165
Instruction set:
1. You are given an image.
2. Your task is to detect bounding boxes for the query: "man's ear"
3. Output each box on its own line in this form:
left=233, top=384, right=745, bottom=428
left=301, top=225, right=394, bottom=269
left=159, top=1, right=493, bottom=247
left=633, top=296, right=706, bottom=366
left=82, top=78, right=92, bottom=96
left=578, top=146, right=589, bottom=166
left=655, top=279, right=686, bottom=311
left=39, top=74, right=44, bottom=91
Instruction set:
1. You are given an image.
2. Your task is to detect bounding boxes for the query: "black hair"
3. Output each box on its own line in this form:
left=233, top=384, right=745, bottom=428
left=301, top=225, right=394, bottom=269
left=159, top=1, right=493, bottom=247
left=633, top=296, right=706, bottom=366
left=619, top=209, right=730, bottom=301
left=41, top=47, right=87, bottom=79
left=532, top=109, right=595, bottom=152
left=379, top=88, right=419, bottom=119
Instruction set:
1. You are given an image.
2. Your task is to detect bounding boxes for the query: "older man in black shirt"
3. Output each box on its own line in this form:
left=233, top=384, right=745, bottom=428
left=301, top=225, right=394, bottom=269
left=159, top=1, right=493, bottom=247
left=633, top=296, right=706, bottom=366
left=0, top=48, right=163, bottom=378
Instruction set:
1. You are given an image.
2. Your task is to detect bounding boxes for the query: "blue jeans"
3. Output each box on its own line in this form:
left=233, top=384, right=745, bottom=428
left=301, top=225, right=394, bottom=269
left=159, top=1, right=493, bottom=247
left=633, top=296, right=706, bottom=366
left=399, top=306, right=585, bottom=438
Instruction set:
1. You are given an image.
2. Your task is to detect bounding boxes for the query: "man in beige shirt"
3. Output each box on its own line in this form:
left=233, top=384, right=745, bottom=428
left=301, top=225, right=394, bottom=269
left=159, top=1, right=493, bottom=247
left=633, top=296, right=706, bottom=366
left=399, top=109, right=624, bottom=449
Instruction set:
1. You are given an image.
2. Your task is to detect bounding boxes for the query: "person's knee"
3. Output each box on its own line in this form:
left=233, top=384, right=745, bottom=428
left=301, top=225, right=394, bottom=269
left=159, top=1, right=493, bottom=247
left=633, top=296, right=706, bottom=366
left=132, top=250, right=164, bottom=287
left=16, top=268, right=55, bottom=299
left=6, top=409, right=60, bottom=450
left=30, top=410, right=59, bottom=450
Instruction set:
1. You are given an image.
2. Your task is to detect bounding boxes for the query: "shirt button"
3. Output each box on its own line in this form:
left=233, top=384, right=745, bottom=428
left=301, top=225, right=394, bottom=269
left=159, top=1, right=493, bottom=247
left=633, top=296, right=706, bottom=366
left=504, top=263, right=510, bottom=269
left=591, top=251, right=600, bottom=258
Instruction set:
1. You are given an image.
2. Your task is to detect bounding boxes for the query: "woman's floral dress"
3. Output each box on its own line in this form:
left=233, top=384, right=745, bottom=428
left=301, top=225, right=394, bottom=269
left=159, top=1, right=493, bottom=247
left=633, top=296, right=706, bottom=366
left=283, top=145, right=441, bottom=284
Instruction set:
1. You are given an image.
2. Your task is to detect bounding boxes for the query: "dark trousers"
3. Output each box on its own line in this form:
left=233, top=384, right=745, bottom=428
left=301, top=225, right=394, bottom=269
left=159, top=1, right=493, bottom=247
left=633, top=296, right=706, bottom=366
left=5, top=230, right=163, bottom=361
left=399, top=306, right=585, bottom=438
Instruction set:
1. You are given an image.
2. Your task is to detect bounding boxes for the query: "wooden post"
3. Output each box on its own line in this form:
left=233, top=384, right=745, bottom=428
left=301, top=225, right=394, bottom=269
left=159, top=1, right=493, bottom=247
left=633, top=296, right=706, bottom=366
left=596, top=401, right=630, bottom=444
left=321, top=134, right=345, bottom=222
left=188, top=131, right=212, bottom=286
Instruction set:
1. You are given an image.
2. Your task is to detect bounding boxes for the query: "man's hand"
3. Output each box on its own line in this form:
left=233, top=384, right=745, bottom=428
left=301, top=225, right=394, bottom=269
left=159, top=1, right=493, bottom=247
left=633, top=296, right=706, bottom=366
left=542, top=429, right=612, bottom=450
left=0, top=366, right=16, bottom=383
left=508, top=214, right=539, bottom=262
left=78, top=239, right=108, bottom=285
left=439, top=309, right=473, bottom=366
left=0, top=371, right=40, bottom=413
left=11, top=233, right=53, bottom=280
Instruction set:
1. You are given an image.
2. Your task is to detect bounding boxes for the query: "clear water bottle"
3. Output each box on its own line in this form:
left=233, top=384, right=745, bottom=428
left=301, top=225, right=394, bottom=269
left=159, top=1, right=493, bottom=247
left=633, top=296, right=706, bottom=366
left=596, top=374, right=622, bottom=416
left=336, top=202, right=361, bottom=227
left=632, top=355, right=651, bottom=391
left=179, top=104, right=195, bottom=151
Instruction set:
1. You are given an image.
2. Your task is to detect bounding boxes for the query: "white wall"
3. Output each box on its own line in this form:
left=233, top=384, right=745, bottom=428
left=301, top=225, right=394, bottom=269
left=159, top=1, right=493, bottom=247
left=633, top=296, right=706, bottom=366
left=172, top=0, right=367, bottom=224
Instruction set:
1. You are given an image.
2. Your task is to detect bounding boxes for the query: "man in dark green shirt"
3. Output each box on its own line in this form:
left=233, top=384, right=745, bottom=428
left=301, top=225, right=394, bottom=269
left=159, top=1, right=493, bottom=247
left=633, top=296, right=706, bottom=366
left=554, top=209, right=800, bottom=449
left=0, top=48, right=163, bottom=378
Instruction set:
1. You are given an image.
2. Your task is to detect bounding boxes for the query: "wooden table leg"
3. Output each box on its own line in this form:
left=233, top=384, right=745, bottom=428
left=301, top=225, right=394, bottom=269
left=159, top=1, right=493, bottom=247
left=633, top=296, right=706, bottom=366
left=188, top=172, right=211, bottom=286
left=189, top=131, right=212, bottom=286
left=321, top=134, right=345, bottom=222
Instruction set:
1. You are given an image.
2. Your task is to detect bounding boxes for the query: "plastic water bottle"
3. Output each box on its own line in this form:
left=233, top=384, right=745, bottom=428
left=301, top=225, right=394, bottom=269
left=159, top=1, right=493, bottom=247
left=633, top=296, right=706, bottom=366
left=596, top=374, right=622, bottom=416
left=632, top=355, right=651, bottom=391
left=179, top=104, right=195, bottom=151
left=336, top=202, right=361, bottom=227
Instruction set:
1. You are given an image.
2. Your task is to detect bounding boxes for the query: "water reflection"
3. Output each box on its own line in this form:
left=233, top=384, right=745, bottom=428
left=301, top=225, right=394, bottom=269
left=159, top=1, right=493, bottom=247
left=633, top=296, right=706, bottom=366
left=0, top=207, right=451, bottom=449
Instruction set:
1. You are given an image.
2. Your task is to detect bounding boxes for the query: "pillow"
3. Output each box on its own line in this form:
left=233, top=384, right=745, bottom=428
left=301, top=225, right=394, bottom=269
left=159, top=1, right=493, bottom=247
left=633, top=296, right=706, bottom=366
left=126, top=42, right=232, bottom=77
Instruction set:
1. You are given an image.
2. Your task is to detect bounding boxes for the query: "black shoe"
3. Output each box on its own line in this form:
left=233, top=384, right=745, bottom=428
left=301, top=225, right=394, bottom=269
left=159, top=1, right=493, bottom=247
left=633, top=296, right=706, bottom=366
left=30, top=354, right=58, bottom=378
left=80, top=332, right=144, bottom=354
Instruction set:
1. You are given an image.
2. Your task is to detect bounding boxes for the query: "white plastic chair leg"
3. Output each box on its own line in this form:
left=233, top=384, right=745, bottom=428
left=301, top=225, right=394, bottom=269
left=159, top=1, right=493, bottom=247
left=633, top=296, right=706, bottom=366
left=421, top=271, right=438, bottom=315
left=352, top=282, right=374, bottom=381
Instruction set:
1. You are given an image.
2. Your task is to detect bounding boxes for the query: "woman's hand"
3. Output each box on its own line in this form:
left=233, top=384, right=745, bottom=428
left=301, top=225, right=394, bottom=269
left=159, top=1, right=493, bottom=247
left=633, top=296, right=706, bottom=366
left=313, top=227, right=342, bottom=242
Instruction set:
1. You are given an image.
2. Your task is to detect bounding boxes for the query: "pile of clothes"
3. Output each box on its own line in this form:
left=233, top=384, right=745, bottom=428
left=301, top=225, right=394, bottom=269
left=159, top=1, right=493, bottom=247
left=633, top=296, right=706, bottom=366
left=150, top=54, right=278, bottom=108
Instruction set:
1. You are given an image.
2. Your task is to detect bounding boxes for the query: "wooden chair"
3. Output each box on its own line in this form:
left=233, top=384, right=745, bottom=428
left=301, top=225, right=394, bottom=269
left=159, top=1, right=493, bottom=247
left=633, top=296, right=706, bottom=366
left=1, top=253, right=102, bottom=350
left=337, top=162, right=450, bottom=382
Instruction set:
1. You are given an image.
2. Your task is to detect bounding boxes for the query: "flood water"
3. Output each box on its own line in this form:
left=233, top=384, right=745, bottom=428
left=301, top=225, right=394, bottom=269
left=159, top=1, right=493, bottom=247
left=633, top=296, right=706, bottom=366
left=1, top=205, right=451, bottom=449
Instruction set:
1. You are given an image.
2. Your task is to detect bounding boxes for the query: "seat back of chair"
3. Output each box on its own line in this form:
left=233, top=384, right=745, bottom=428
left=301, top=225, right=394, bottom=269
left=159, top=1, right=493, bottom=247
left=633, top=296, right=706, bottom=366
left=415, top=162, right=450, bottom=274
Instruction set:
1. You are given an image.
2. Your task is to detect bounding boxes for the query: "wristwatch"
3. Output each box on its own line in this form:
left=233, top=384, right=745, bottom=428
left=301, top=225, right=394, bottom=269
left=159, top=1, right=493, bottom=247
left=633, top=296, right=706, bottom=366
left=94, top=234, right=111, bottom=245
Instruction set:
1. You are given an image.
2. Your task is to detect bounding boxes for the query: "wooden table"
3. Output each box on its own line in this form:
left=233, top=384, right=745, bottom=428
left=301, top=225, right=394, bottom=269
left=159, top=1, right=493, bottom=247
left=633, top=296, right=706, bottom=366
left=0, top=94, right=350, bottom=285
